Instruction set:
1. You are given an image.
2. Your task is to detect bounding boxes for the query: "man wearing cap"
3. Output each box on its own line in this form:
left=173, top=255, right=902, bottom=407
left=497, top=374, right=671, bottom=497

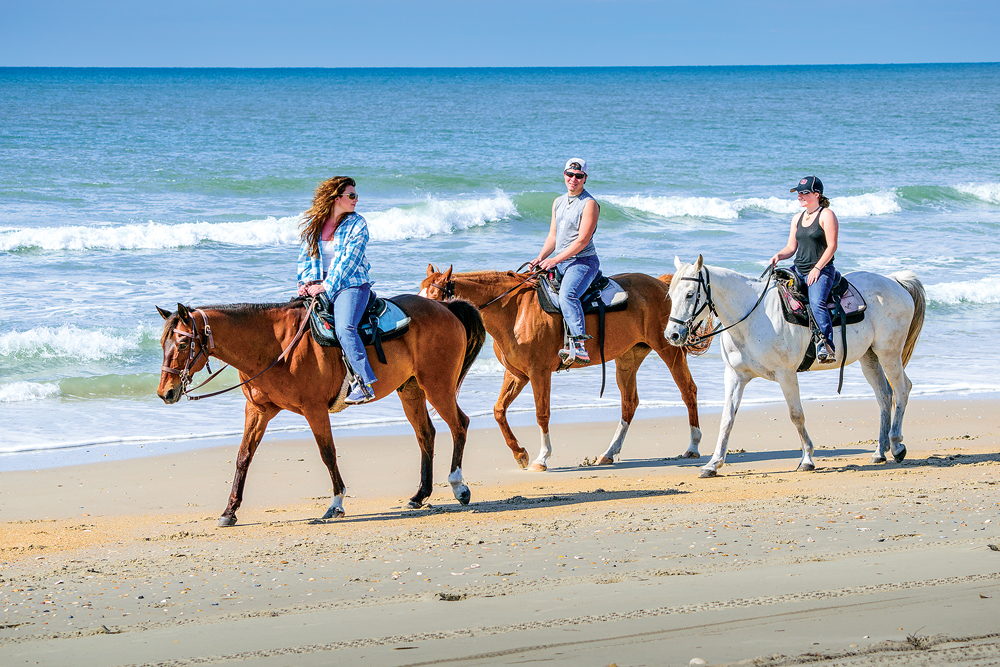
left=769, top=175, right=841, bottom=363
left=529, top=158, right=602, bottom=364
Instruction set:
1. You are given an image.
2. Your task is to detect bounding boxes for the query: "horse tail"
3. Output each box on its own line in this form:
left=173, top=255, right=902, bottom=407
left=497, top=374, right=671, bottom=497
left=891, top=270, right=926, bottom=367
left=444, top=299, right=487, bottom=389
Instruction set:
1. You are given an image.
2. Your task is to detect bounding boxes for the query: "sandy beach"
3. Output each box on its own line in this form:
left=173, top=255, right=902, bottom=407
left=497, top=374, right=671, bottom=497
left=2, top=396, right=999, bottom=666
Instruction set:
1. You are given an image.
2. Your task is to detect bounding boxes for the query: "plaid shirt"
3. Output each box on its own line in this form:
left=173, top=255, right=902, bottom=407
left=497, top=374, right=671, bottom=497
left=296, top=213, right=372, bottom=294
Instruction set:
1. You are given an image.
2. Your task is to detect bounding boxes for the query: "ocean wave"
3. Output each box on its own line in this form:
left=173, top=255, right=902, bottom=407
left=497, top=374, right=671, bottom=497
left=0, top=193, right=518, bottom=252
left=955, top=182, right=1000, bottom=204
left=0, top=381, right=60, bottom=403
left=605, top=191, right=901, bottom=220
left=0, top=325, right=154, bottom=361
left=927, top=277, right=1000, bottom=305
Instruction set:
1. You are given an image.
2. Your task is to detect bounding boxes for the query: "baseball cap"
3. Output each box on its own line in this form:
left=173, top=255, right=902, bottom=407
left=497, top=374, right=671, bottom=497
left=790, top=176, right=823, bottom=194
left=564, top=158, right=588, bottom=175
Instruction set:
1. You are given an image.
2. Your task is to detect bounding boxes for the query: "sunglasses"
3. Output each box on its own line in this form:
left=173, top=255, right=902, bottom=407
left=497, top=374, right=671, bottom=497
left=564, top=171, right=586, bottom=180
left=339, top=192, right=359, bottom=200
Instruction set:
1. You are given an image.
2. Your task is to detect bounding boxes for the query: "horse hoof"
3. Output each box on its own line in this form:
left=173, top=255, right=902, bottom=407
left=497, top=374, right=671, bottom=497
left=699, top=469, right=718, bottom=478
left=872, top=455, right=887, bottom=464
left=893, top=446, right=907, bottom=463
left=217, top=516, right=237, bottom=527
left=514, top=450, right=530, bottom=469
left=596, top=456, right=614, bottom=466
left=321, top=507, right=346, bottom=520
left=796, top=463, right=816, bottom=472
left=680, top=451, right=700, bottom=459
left=527, top=463, right=548, bottom=472
left=456, top=488, right=471, bottom=505
left=407, top=500, right=423, bottom=509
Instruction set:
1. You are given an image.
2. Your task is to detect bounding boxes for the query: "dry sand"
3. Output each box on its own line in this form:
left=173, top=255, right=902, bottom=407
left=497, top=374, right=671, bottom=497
left=2, top=396, right=999, bottom=666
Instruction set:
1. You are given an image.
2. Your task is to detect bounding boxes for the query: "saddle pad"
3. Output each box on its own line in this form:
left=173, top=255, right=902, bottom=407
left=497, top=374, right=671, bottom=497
left=309, top=297, right=411, bottom=348
left=536, top=276, right=629, bottom=315
left=775, top=269, right=866, bottom=328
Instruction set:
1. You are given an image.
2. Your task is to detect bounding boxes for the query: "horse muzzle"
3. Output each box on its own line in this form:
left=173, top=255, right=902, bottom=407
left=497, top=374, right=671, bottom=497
left=158, top=386, right=182, bottom=404
left=664, top=322, right=689, bottom=347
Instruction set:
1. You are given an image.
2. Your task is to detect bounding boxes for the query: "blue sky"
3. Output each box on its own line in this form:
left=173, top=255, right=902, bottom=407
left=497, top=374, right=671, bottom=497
left=2, top=0, right=997, bottom=67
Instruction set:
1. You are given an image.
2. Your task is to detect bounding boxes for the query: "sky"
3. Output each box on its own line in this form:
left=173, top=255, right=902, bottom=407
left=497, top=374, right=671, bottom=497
left=1, top=0, right=997, bottom=68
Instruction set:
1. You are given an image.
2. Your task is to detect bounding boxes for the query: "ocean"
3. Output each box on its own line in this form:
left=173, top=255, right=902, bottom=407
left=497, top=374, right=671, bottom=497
left=2, top=64, right=999, bottom=470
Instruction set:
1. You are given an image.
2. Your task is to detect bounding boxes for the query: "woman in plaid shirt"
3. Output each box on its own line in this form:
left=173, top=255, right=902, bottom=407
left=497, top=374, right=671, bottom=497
left=297, top=176, right=377, bottom=404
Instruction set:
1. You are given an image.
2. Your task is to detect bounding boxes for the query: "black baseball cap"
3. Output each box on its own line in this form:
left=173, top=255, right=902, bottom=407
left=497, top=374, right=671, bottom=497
left=790, top=176, right=823, bottom=194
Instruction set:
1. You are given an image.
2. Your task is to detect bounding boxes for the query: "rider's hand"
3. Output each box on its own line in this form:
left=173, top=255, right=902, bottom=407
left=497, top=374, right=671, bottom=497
left=305, top=283, right=326, bottom=297
left=806, top=268, right=820, bottom=286
left=769, top=254, right=781, bottom=267
left=538, top=257, right=560, bottom=272
left=297, top=284, right=309, bottom=297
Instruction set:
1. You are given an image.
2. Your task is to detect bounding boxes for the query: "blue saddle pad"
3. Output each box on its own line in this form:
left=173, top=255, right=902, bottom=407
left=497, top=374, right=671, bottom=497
left=309, top=295, right=411, bottom=348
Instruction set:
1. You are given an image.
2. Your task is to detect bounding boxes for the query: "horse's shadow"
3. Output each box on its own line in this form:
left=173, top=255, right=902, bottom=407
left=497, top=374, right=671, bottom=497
left=816, top=450, right=1000, bottom=474
left=541, top=447, right=873, bottom=474
left=302, top=487, right=687, bottom=525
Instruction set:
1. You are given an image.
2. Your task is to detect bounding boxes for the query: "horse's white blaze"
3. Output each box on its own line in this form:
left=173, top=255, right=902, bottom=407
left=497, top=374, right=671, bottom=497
left=533, top=431, right=553, bottom=467
left=667, top=261, right=921, bottom=474
left=418, top=288, right=428, bottom=298
left=599, top=420, right=630, bottom=461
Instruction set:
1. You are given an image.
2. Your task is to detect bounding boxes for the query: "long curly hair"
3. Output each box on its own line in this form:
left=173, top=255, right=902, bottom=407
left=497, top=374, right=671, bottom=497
left=300, top=176, right=356, bottom=258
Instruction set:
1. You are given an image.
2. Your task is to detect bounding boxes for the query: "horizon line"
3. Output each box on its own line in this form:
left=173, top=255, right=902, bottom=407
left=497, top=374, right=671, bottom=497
left=2, top=61, right=998, bottom=70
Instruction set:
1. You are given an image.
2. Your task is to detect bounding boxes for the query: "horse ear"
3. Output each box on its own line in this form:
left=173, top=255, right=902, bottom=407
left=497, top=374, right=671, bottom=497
left=673, top=255, right=683, bottom=271
left=694, top=255, right=704, bottom=271
left=176, top=303, right=191, bottom=321
left=156, top=305, right=172, bottom=320
left=443, top=265, right=453, bottom=280
left=426, top=263, right=437, bottom=276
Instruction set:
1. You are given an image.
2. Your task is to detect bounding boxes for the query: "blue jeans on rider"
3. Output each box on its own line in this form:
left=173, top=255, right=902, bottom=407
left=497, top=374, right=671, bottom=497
left=556, top=254, right=600, bottom=339
left=794, top=264, right=838, bottom=350
left=331, top=283, right=377, bottom=386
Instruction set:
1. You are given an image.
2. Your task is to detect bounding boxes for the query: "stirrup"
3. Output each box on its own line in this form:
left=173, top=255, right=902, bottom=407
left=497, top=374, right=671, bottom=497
left=345, top=381, right=376, bottom=405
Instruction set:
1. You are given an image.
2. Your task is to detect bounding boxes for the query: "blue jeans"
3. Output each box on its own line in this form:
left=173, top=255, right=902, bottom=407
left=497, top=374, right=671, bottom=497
left=556, top=254, right=600, bottom=339
left=331, top=283, right=377, bottom=385
left=794, top=265, right=838, bottom=350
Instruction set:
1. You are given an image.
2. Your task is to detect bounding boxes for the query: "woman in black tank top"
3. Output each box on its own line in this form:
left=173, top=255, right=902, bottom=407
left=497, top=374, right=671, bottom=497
left=768, top=176, right=841, bottom=362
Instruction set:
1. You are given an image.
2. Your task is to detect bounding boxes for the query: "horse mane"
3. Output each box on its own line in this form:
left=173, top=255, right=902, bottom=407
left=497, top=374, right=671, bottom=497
left=455, top=270, right=528, bottom=284
left=198, top=300, right=305, bottom=316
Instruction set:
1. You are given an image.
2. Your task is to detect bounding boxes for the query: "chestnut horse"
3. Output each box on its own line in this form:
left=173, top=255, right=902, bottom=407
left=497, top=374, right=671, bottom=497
left=157, top=296, right=485, bottom=525
left=420, top=266, right=702, bottom=470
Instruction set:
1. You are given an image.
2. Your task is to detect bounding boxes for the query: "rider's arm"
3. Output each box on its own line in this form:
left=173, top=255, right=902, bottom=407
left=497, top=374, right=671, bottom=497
left=770, top=216, right=799, bottom=265
left=324, top=217, right=369, bottom=294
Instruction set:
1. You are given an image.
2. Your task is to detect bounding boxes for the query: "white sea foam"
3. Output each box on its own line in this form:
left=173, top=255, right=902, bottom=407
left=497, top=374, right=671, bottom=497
left=927, top=277, right=1000, bottom=305
left=956, top=182, right=1000, bottom=204
left=0, top=381, right=60, bottom=403
left=605, top=191, right=901, bottom=220
left=0, top=193, right=517, bottom=252
left=365, top=193, right=516, bottom=241
left=0, top=325, right=151, bottom=361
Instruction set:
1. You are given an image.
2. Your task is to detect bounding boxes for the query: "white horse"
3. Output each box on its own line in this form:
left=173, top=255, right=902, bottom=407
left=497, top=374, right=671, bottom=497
left=664, top=256, right=925, bottom=477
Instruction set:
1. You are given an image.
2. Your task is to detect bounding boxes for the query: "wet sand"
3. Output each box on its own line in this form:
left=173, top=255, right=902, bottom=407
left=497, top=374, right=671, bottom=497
left=2, top=397, right=999, bottom=666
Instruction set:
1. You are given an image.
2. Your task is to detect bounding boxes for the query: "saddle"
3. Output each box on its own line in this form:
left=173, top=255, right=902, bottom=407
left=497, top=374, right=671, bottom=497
left=308, top=292, right=411, bottom=364
left=535, top=271, right=629, bottom=315
left=774, top=268, right=866, bottom=328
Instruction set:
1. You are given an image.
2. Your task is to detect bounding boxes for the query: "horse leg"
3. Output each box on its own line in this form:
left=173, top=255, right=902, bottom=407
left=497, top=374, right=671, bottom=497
left=302, top=408, right=348, bottom=519
left=860, top=349, right=893, bottom=463
left=527, top=371, right=554, bottom=472
left=396, top=379, right=437, bottom=508
left=494, top=368, right=531, bottom=469
left=775, top=370, right=817, bottom=472
left=596, top=345, right=650, bottom=465
left=701, top=365, right=749, bottom=478
left=421, top=378, right=473, bottom=506
left=219, top=400, right=280, bottom=527
left=878, top=352, right=912, bottom=463
left=655, top=344, right=702, bottom=458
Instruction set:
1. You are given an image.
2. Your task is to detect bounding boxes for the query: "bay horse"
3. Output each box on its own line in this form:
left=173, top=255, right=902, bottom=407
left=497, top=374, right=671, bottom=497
left=420, top=266, right=702, bottom=471
left=665, top=255, right=926, bottom=477
left=157, top=295, right=485, bottom=525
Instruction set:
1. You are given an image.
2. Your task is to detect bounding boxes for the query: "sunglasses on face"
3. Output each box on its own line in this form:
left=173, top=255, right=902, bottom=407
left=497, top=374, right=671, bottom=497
left=564, top=171, right=586, bottom=180
left=339, top=192, right=359, bottom=200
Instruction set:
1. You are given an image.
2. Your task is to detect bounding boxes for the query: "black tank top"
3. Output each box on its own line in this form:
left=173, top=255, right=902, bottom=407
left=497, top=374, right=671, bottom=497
left=793, top=209, right=834, bottom=273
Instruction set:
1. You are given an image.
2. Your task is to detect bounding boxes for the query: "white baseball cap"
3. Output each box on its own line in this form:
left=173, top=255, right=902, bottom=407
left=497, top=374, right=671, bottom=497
left=564, top=158, right=588, bottom=176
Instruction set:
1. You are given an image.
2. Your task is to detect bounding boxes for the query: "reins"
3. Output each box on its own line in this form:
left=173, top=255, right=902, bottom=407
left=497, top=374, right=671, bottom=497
left=163, top=299, right=315, bottom=401
left=433, top=265, right=542, bottom=310
left=672, top=264, right=775, bottom=345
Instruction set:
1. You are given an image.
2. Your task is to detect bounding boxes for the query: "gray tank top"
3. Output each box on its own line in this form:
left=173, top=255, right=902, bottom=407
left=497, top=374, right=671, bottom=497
left=554, top=189, right=598, bottom=258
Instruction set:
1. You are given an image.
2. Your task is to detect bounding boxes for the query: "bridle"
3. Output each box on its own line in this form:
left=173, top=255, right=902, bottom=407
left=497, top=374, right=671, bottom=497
left=161, top=301, right=313, bottom=401
left=670, top=264, right=775, bottom=345
left=429, top=266, right=542, bottom=310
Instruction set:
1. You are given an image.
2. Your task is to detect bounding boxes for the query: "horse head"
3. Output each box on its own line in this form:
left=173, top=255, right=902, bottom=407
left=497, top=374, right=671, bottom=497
left=664, top=255, right=707, bottom=347
left=157, top=302, right=213, bottom=404
left=419, top=264, right=454, bottom=301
